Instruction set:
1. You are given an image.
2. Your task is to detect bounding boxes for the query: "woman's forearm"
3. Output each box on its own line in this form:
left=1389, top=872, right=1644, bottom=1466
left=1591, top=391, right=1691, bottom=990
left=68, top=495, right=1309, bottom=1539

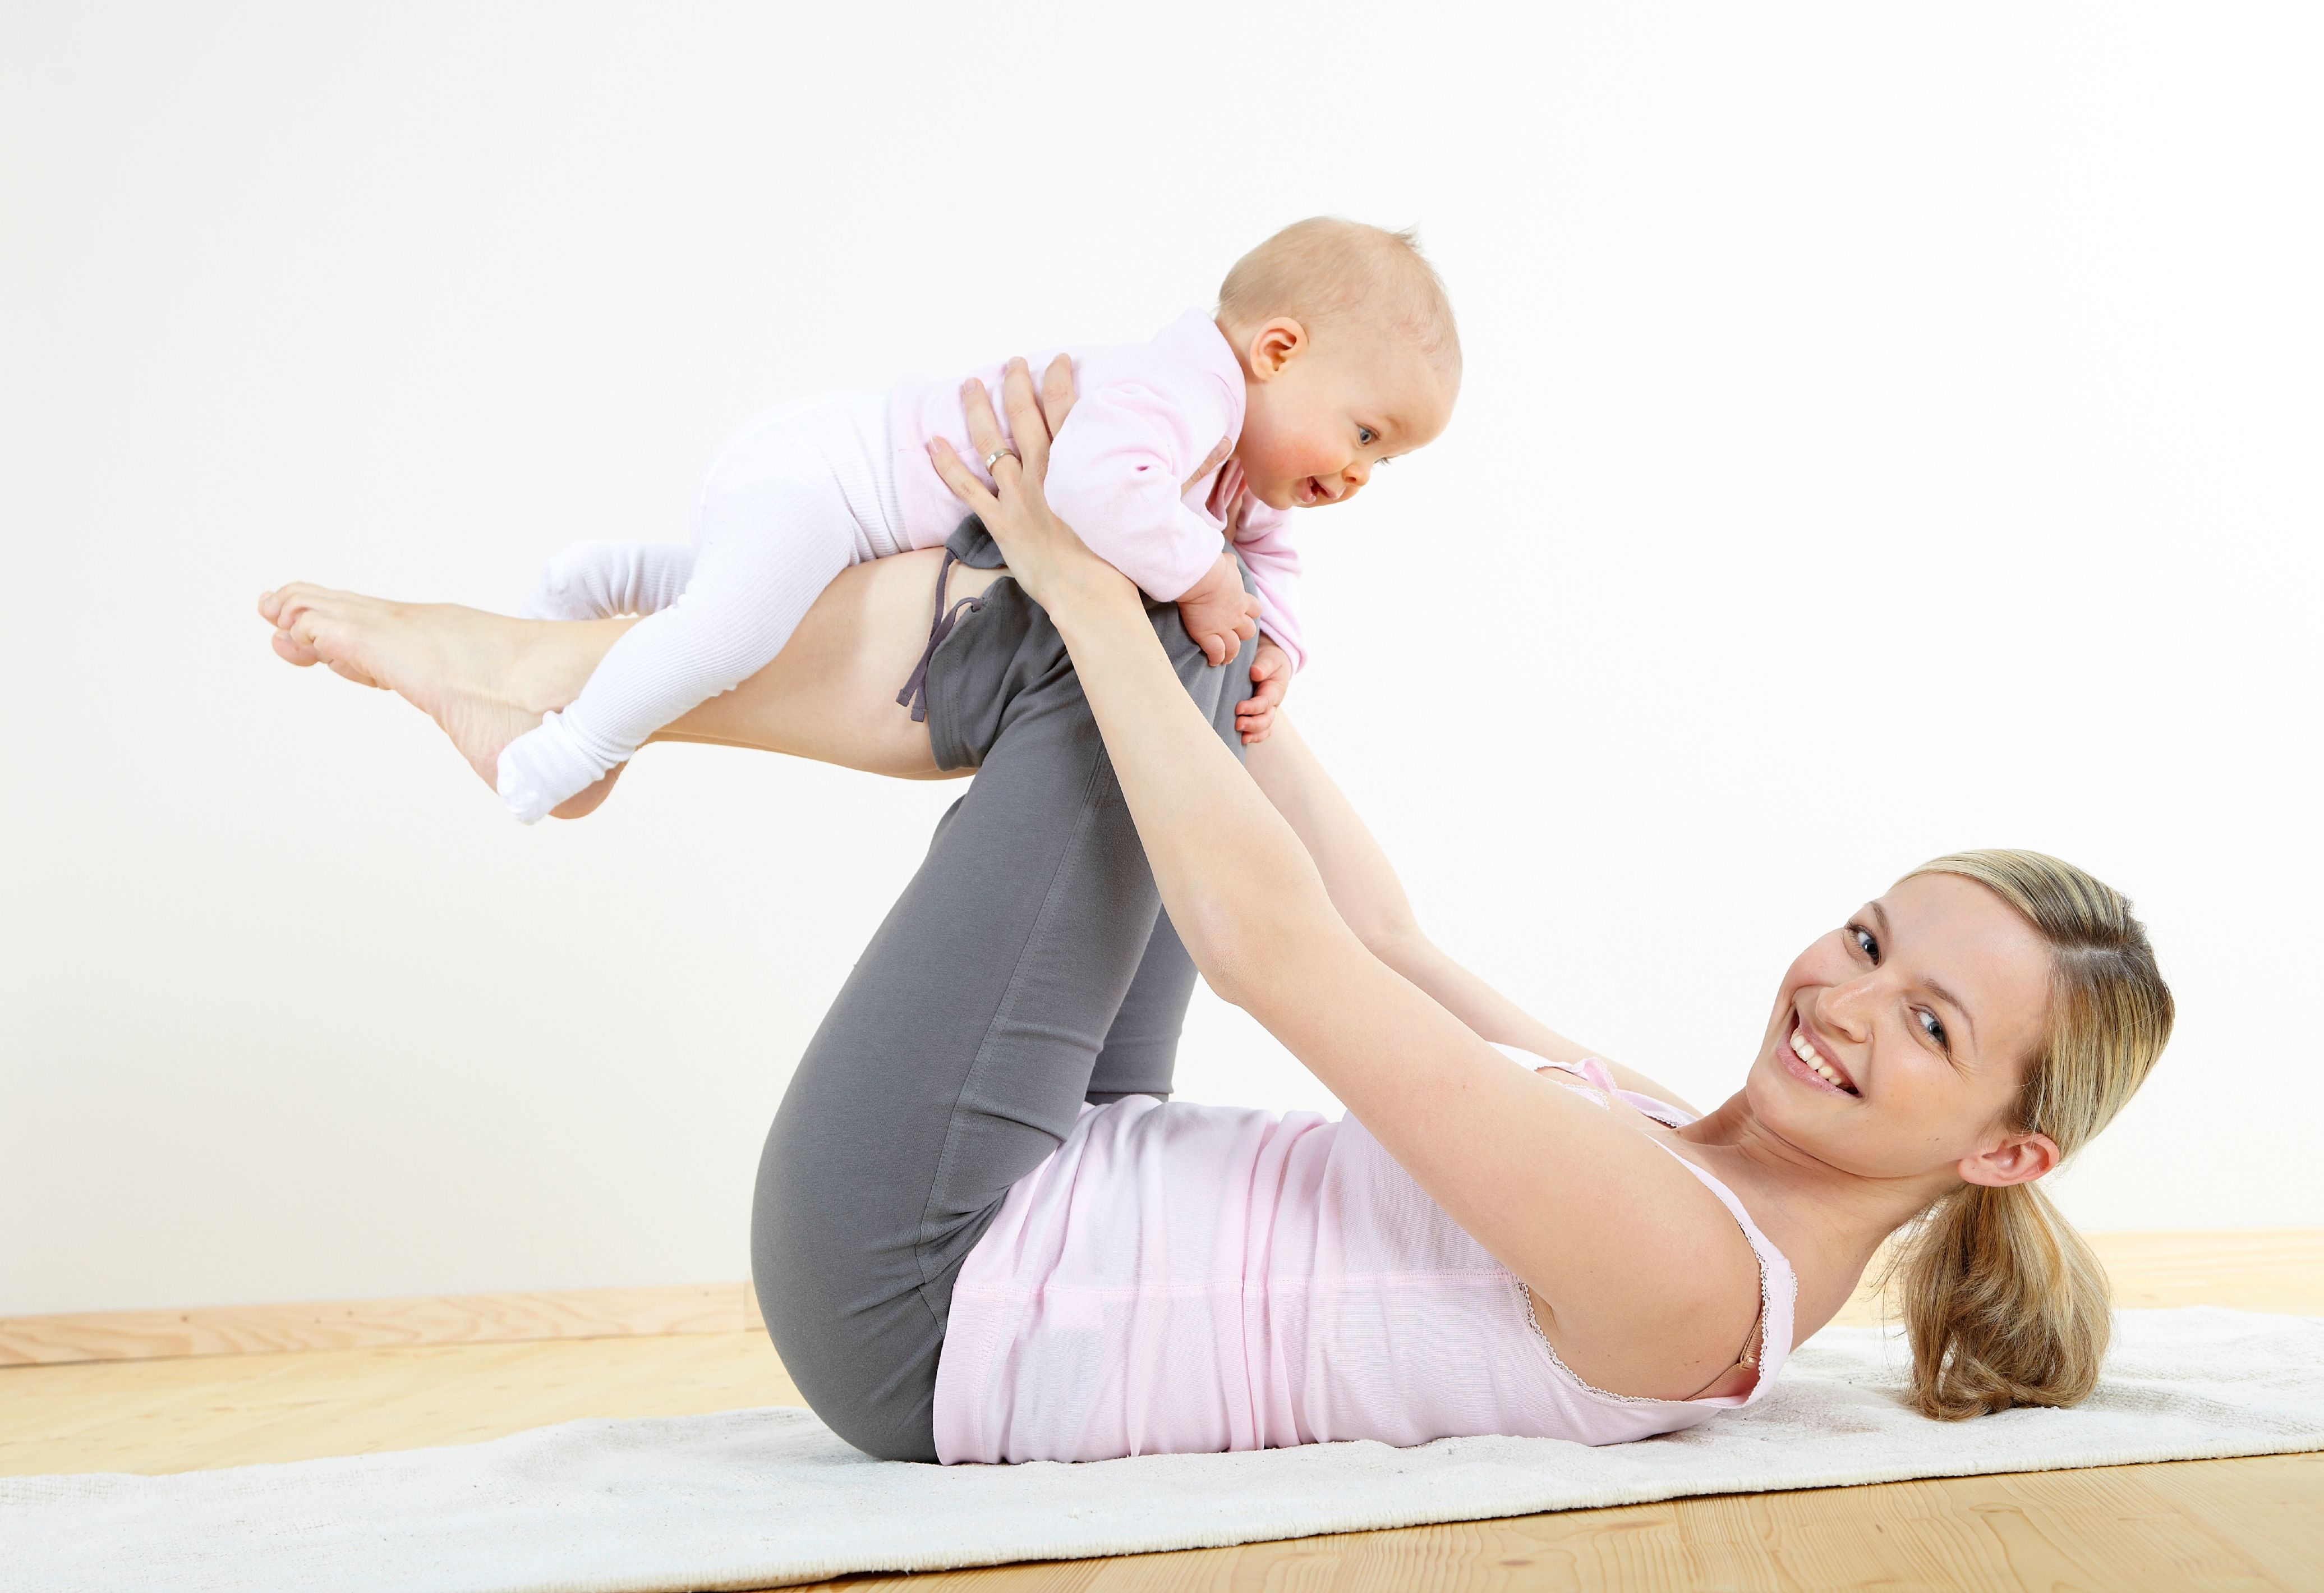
left=1039, top=571, right=1349, bottom=1008
left=1246, top=722, right=1695, bottom=1109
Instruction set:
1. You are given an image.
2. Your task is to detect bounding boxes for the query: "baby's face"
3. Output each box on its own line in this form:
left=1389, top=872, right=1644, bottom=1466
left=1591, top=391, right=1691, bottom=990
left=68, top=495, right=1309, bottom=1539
left=1232, top=323, right=1454, bottom=512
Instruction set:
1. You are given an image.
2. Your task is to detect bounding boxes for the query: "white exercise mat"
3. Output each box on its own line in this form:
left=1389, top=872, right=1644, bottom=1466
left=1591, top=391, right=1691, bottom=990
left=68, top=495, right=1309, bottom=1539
left=4, top=1307, right=2318, bottom=1593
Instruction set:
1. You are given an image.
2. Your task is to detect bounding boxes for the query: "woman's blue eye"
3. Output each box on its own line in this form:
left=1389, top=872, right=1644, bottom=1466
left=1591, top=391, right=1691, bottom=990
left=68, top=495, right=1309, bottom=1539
left=1918, top=1009, right=1948, bottom=1048
left=1852, top=926, right=1879, bottom=961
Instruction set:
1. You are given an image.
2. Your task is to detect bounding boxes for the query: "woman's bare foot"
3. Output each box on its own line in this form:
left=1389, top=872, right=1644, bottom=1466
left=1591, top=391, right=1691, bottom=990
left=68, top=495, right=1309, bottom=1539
left=549, top=761, right=627, bottom=820
left=259, top=584, right=610, bottom=806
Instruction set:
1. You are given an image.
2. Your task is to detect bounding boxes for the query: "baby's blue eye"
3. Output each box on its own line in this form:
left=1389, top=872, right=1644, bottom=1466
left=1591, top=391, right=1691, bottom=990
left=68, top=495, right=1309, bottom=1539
left=1357, top=426, right=1377, bottom=446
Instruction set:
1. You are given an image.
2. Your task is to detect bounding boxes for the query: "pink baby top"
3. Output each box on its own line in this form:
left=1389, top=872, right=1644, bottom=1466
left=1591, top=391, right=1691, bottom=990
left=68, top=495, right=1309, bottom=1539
left=931, top=1049, right=1797, bottom=1465
left=889, top=310, right=1308, bottom=671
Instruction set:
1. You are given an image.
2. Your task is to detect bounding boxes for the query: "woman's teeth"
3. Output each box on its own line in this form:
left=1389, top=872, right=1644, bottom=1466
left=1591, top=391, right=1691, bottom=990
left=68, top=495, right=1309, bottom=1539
left=1790, top=1027, right=1855, bottom=1093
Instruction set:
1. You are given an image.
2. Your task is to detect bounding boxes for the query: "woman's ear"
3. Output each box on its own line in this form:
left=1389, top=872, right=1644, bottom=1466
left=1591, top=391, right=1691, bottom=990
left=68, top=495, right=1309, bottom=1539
left=1958, top=1130, right=2060, bottom=1190
left=1246, top=318, right=1309, bottom=382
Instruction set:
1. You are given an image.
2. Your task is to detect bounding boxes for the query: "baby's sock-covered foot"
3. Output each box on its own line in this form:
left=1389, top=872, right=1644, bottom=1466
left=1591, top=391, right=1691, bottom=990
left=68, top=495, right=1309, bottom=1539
left=496, top=711, right=616, bottom=824
left=522, top=541, right=694, bottom=621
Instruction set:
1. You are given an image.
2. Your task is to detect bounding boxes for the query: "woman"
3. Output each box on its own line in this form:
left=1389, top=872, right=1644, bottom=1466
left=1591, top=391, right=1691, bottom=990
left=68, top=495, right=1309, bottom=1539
left=259, top=360, right=2173, bottom=1465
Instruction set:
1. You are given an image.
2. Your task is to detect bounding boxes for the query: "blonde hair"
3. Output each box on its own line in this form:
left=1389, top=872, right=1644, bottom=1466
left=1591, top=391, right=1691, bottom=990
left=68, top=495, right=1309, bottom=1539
left=1888, top=849, right=2174, bottom=1419
left=1217, top=217, right=1461, bottom=380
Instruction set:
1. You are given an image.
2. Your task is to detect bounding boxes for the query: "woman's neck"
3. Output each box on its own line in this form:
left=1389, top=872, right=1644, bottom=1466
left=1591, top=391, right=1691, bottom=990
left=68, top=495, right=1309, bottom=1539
left=1675, top=1091, right=1954, bottom=1339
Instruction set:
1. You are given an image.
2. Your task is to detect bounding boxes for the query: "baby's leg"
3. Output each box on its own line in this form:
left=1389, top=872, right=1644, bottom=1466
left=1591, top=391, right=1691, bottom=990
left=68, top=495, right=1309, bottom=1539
left=522, top=541, right=696, bottom=621
left=495, top=478, right=862, bottom=823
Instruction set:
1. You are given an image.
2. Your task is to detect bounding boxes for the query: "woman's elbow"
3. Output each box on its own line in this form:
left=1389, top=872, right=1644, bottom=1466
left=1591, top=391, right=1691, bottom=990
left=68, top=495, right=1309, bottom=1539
left=1176, top=897, right=1342, bottom=1016
left=1172, top=898, right=1259, bottom=1007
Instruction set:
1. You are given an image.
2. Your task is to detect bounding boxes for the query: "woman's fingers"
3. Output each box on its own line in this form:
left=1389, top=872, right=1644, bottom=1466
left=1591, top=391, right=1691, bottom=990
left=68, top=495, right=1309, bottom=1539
left=928, top=436, right=1001, bottom=518
left=1182, top=434, right=1232, bottom=497
left=1039, top=353, right=1077, bottom=437
left=956, top=377, right=1010, bottom=477
left=998, top=358, right=1051, bottom=481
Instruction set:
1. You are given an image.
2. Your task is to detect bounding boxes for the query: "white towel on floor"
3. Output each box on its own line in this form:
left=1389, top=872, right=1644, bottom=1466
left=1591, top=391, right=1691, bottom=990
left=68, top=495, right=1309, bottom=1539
left=4, top=1309, right=2319, bottom=1593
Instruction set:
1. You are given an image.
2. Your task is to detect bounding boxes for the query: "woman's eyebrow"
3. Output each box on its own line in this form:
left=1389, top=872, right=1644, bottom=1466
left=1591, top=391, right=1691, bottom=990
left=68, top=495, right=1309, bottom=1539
left=1923, top=977, right=1980, bottom=1050
left=1871, top=901, right=1981, bottom=1051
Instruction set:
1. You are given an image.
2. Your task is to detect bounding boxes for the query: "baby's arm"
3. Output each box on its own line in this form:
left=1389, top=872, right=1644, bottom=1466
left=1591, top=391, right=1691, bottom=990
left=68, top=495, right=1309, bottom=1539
left=1237, top=637, right=1291, bottom=745
left=1043, top=379, right=1242, bottom=635
left=1173, top=551, right=1262, bottom=667
left=1226, top=502, right=1303, bottom=743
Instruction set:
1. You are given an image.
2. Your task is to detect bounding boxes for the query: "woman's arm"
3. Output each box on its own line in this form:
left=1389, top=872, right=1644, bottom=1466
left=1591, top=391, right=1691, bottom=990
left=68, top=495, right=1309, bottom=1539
left=1244, top=720, right=1700, bottom=1114
left=929, top=365, right=1754, bottom=1401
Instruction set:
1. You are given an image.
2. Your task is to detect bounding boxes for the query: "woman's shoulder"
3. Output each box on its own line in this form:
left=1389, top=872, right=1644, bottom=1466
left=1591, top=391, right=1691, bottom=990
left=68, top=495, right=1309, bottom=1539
left=1492, top=1046, right=1796, bottom=1403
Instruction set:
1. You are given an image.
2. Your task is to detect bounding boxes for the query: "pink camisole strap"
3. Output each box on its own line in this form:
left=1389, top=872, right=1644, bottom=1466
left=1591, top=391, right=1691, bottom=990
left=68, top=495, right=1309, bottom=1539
left=1520, top=1051, right=1798, bottom=1406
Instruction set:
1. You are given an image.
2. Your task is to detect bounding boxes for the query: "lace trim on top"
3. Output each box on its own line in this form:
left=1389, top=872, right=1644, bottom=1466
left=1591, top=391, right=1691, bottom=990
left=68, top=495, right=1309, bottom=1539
left=1515, top=1055, right=1777, bottom=1406
left=1513, top=1236, right=1774, bottom=1407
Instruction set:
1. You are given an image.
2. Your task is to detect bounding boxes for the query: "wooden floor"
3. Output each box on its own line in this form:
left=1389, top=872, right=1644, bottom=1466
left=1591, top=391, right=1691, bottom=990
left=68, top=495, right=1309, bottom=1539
left=6, top=1230, right=2320, bottom=1591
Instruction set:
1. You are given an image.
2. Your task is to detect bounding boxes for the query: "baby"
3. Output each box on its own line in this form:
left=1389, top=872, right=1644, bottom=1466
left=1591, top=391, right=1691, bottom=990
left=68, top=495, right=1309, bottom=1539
left=497, top=217, right=1461, bottom=823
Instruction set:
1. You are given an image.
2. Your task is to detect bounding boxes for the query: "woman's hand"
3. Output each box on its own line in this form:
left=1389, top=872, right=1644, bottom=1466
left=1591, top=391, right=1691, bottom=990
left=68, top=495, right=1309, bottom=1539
left=927, top=357, right=1131, bottom=618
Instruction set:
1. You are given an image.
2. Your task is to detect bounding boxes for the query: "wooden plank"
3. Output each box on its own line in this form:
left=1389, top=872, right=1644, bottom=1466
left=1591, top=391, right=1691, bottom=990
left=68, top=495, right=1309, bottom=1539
left=3, top=1271, right=2317, bottom=1589
left=8, top=1229, right=2317, bottom=1368
left=785, top=1454, right=2324, bottom=1591
left=0, top=1283, right=762, bottom=1367
left=1829, top=1226, right=2324, bottom=1326
left=0, top=1332, right=798, bottom=1477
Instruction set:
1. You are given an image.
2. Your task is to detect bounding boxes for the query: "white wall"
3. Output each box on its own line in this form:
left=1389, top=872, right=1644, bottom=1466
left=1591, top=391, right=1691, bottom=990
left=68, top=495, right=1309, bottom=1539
left=4, top=3, right=2317, bottom=1317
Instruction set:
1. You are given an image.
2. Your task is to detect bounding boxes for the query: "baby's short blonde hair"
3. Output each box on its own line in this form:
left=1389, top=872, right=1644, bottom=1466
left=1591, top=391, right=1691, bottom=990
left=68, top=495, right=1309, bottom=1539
left=1217, top=217, right=1460, bottom=381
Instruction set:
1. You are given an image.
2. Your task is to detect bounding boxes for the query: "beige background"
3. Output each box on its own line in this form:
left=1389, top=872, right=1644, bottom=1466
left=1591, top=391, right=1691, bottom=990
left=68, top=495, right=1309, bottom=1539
left=3, top=2, right=2318, bottom=1316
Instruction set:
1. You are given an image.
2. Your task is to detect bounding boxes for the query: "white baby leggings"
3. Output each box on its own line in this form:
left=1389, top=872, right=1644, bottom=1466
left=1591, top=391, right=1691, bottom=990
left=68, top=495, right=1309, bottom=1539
left=497, top=392, right=909, bottom=823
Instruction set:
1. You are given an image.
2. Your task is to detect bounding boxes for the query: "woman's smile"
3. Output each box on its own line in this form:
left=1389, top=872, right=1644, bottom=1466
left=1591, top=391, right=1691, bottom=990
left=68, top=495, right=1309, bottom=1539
left=1783, top=1014, right=1860, bottom=1097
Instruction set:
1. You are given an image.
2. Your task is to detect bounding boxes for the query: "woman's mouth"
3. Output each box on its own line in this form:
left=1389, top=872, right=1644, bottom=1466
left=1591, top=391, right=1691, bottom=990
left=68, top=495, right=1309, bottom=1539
left=1784, top=1017, right=1860, bottom=1097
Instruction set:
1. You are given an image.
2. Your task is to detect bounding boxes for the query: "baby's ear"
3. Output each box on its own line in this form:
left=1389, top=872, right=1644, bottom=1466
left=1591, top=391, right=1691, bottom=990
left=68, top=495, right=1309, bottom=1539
left=1246, top=317, right=1309, bottom=380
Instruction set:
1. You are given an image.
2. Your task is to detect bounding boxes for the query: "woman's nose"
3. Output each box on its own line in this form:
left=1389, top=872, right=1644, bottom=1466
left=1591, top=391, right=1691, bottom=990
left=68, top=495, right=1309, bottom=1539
left=1820, top=976, right=1876, bottom=1041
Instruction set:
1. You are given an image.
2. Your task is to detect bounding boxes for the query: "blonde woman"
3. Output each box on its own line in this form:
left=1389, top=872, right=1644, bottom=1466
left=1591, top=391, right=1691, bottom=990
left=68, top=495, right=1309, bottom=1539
left=258, top=360, right=2172, bottom=1463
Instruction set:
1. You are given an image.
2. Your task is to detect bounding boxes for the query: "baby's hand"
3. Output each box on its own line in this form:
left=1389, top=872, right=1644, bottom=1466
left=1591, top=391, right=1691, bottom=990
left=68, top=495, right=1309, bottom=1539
left=1236, top=637, right=1291, bottom=744
left=1175, top=552, right=1261, bottom=668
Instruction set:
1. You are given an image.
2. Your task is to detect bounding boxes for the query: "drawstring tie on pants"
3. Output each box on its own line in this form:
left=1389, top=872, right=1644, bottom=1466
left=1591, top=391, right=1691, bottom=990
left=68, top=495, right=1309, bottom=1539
left=896, top=546, right=983, bottom=723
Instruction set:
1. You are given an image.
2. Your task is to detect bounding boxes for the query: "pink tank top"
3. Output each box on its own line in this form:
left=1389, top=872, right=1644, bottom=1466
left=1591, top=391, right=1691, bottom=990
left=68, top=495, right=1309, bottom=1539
left=931, top=1048, right=1798, bottom=1463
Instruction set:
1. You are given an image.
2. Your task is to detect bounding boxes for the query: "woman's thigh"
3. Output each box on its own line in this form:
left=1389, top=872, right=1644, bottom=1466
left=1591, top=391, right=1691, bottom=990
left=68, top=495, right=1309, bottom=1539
left=750, top=525, right=1253, bottom=1461
left=651, top=546, right=1015, bottom=780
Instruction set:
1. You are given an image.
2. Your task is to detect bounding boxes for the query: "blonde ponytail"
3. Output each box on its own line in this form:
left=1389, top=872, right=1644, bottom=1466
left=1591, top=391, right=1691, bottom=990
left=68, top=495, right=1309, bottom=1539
left=1889, top=850, right=2173, bottom=1420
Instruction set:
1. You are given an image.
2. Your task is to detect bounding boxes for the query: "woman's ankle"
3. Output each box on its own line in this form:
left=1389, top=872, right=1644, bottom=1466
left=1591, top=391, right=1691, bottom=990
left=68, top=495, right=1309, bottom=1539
left=504, top=616, right=633, bottom=718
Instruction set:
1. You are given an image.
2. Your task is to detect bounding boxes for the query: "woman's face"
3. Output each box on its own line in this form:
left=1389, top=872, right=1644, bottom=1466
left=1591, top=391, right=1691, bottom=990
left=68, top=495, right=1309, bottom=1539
left=1748, top=872, right=2057, bottom=1184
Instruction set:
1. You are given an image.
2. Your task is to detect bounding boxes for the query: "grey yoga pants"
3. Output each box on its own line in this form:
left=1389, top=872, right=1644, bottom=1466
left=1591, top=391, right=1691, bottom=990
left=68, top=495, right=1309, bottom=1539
left=749, top=519, right=1255, bottom=1462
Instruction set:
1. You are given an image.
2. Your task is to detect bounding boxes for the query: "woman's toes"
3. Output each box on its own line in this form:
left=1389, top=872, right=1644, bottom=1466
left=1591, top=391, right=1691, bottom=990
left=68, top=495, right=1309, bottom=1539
left=326, top=657, right=386, bottom=688
left=271, top=628, right=321, bottom=667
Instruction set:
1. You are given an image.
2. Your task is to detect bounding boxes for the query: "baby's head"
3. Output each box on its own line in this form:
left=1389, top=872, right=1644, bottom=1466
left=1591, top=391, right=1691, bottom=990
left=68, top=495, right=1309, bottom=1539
left=1216, top=218, right=1460, bottom=511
